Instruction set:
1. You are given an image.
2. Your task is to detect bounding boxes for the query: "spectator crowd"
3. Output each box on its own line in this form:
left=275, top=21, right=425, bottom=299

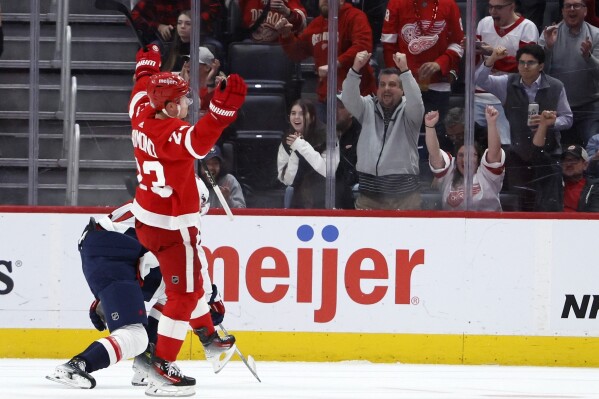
left=129, top=0, right=599, bottom=213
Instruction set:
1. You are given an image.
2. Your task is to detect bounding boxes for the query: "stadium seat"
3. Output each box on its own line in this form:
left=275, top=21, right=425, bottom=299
left=228, top=42, right=296, bottom=95
left=228, top=94, right=289, bottom=191
left=230, top=93, right=288, bottom=140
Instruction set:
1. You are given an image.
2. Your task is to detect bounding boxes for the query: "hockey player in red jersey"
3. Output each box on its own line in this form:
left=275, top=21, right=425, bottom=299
left=129, top=44, right=247, bottom=397
left=45, top=179, right=227, bottom=390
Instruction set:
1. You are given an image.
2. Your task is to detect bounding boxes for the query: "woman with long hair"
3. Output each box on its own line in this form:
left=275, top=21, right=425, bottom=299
left=277, top=98, right=328, bottom=208
left=161, top=10, right=192, bottom=72
left=161, top=9, right=221, bottom=73
left=424, top=105, right=506, bottom=211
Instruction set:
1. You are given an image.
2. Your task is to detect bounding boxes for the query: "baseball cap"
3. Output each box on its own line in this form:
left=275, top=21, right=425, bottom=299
left=561, top=144, right=589, bottom=162
left=198, top=47, right=214, bottom=65
left=204, top=145, right=223, bottom=162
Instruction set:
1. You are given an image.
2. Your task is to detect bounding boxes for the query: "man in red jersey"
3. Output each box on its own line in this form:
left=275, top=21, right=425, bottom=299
left=381, top=0, right=464, bottom=134
left=129, top=44, right=247, bottom=397
left=238, top=0, right=307, bottom=42
left=274, top=0, right=376, bottom=121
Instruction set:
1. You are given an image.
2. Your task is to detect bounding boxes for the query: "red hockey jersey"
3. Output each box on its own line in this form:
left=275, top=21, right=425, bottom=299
left=128, top=76, right=229, bottom=230
left=381, top=0, right=464, bottom=86
left=280, top=3, right=376, bottom=102
left=239, top=0, right=307, bottom=42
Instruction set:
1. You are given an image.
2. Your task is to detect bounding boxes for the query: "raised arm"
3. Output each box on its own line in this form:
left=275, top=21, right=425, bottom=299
left=284, top=0, right=308, bottom=32
left=276, top=17, right=313, bottom=62
left=190, top=75, right=248, bottom=156
left=474, top=46, right=509, bottom=103
left=129, top=45, right=163, bottom=117
left=340, top=51, right=372, bottom=121
left=395, top=52, right=424, bottom=128
left=532, top=110, right=557, bottom=148
left=484, top=105, right=502, bottom=164
left=424, top=111, right=445, bottom=170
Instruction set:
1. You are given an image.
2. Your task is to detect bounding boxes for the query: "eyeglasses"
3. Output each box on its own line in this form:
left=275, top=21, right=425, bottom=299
left=563, top=3, right=586, bottom=10
left=518, top=60, right=539, bottom=67
left=488, top=3, right=513, bottom=11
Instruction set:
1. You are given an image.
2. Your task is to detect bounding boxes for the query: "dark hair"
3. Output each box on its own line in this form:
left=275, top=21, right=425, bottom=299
left=162, top=10, right=191, bottom=72
left=288, top=99, right=326, bottom=149
left=378, top=67, right=402, bottom=85
left=516, top=43, right=545, bottom=64
left=451, top=143, right=484, bottom=188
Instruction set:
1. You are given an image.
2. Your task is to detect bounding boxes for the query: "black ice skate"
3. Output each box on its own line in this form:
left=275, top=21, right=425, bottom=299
left=46, top=357, right=96, bottom=389
left=131, top=343, right=154, bottom=386
left=194, top=327, right=236, bottom=373
left=144, top=355, right=195, bottom=397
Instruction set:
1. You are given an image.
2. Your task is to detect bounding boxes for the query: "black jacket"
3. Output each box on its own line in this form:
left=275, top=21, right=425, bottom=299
left=576, top=177, right=599, bottom=212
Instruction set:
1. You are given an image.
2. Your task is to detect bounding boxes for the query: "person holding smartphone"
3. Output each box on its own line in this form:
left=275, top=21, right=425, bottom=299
left=475, top=43, right=573, bottom=212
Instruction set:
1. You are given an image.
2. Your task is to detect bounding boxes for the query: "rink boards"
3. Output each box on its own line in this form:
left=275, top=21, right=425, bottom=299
left=1, top=209, right=599, bottom=366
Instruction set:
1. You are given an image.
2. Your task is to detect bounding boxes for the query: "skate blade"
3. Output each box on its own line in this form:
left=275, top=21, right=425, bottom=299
left=131, top=378, right=149, bottom=386
left=46, top=374, right=93, bottom=389
left=210, top=344, right=236, bottom=374
left=144, top=382, right=195, bottom=397
left=131, top=371, right=149, bottom=386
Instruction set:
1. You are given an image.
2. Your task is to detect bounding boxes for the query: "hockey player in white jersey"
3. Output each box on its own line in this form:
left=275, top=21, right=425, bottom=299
left=46, top=178, right=234, bottom=390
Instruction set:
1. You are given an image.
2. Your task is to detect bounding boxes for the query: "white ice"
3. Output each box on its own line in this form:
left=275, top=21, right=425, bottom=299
left=1, top=358, right=598, bottom=399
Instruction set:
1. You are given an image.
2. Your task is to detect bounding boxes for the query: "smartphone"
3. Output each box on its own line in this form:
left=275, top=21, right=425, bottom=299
left=181, top=55, right=190, bottom=63
left=527, top=102, right=539, bottom=126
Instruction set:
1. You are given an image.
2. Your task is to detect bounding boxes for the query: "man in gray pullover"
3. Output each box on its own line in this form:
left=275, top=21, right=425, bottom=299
left=340, top=50, right=424, bottom=210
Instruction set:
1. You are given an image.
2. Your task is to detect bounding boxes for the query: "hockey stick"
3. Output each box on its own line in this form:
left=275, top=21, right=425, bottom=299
left=94, top=0, right=147, bottom=50
left=218, top=324, right=261, bottom=382
left=201, top=159, right=234, bottom=221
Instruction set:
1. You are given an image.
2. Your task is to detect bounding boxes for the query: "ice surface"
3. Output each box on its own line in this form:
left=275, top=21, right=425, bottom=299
left=1, top=358, right=598, bottom=399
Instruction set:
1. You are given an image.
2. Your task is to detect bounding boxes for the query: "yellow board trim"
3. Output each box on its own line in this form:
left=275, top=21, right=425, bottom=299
left=3, top=329, right=599, bottom=367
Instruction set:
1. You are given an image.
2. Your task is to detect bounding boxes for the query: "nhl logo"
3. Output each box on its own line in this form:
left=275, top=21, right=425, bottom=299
left=111, top=312, right=119, bottom=321
left=172, top=276, right=179, bottom=284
